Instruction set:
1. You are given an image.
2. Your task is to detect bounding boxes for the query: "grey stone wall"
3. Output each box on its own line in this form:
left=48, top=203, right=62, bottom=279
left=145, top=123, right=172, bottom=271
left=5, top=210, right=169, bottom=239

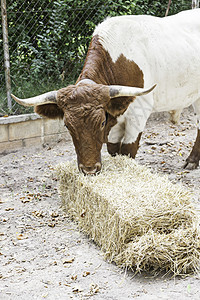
left=0, top=114, right=69, bottom=152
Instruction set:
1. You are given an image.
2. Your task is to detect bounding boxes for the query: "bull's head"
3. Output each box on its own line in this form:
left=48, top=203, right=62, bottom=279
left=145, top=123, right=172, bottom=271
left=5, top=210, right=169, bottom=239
left=11, top=81, right=155, bottom=174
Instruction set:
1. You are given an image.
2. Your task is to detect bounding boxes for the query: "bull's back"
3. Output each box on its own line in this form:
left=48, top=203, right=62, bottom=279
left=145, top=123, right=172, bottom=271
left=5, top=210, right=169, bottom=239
left=94, top=9, right=200, bottom=111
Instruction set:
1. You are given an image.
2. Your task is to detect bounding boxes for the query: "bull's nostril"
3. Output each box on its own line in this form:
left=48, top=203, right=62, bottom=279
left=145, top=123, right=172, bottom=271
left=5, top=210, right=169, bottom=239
left=78, top=163, right=102, bottom=175
left=87, top=166, right=95, bottom=172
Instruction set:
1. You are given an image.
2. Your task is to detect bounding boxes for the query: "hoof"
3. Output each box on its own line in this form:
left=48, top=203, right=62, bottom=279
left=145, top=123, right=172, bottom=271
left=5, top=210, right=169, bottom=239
left=183, top=161, right=199, bottom=170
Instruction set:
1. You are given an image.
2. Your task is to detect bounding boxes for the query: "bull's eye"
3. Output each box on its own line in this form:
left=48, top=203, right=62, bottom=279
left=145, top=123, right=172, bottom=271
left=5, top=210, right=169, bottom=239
left=101, top=120, right=106, bottom=128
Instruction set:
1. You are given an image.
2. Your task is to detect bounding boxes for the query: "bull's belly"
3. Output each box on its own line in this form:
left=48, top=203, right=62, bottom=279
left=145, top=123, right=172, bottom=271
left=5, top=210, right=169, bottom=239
left=152, top=87, right=200, bottom=112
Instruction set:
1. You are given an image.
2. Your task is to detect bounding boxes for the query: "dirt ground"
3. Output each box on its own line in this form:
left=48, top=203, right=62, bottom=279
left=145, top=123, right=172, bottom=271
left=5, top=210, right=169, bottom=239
left=0, top=107, right=200, bottom=300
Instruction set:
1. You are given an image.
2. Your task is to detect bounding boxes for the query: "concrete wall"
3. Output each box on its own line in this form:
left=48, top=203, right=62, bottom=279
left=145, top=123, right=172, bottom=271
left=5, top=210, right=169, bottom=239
left=0, top=113, right=69, bottom=153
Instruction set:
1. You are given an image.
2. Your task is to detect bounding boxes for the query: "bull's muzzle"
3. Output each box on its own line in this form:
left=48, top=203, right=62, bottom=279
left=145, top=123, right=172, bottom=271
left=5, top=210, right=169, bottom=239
left=79, top=162, right=102, bottom=175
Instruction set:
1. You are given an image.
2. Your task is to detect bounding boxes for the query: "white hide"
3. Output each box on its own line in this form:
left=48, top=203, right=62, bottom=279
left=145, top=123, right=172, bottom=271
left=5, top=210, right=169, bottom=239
left=108, top=94, right=154, bottom=144
left=94, top=9, right=200, bottom=144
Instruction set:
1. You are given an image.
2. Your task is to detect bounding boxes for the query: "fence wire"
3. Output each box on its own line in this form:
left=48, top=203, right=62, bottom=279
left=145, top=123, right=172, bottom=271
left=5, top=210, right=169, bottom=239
left=0, top=0, right=192, bottom=116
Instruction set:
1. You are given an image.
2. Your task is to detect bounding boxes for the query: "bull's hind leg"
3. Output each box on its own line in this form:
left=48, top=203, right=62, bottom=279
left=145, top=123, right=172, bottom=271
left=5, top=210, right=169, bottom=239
left=185, top=129, right=200, bottom=169
left=184, top=99, right=200, bottom=169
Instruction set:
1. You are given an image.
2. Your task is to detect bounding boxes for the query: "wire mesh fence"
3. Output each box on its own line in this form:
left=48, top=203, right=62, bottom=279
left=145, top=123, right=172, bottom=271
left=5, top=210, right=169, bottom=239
left=0, top=0, right=193, bottom=116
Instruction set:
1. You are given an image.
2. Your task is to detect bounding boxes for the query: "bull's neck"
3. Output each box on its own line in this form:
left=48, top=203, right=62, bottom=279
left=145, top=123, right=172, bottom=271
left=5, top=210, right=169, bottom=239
left=77, top=35, right=144, bottom=88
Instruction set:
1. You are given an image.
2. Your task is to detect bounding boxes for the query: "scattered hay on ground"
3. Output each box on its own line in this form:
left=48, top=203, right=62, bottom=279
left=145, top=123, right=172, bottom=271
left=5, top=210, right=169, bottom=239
left=56, top=155, right=200, bottom=276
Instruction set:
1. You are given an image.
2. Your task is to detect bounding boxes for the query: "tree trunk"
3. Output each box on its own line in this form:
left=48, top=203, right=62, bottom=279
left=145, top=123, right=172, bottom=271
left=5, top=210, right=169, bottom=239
left=1, top=0, right=12, bottom=110
left=192, top=0, right=199, bottom=9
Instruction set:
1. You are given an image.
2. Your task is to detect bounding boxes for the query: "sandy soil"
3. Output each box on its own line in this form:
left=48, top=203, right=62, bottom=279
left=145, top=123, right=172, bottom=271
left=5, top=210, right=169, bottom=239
left=0, top=107, right=200, bottom=300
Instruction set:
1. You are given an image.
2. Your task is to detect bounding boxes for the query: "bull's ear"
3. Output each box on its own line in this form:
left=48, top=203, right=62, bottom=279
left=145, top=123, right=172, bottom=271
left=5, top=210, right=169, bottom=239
left=106, top=84, right=156, bottom=117
left=105, top=96, right=134, bottom=117
left=35, top=104, right=64, bottom=119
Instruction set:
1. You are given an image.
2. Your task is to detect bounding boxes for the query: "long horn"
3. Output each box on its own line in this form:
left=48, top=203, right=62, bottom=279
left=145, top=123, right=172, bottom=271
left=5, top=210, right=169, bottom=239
left=11, top=91, right=58, bottom=107
left=109, top=84, right=156, bottom=98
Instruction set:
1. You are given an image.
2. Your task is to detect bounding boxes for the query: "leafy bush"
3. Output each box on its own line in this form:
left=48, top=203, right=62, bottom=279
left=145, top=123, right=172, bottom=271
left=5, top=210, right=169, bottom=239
left=0, top=0, right=191, bottom=115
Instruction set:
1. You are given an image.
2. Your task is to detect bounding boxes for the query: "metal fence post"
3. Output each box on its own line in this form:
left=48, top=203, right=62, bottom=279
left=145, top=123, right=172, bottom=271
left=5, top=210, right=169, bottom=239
left=1, top=0, right=12, bottom=110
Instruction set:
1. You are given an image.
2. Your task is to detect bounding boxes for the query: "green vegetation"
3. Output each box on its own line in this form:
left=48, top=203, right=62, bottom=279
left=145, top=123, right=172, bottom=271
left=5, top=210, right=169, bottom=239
left=0, top=0, right=191, bottom=115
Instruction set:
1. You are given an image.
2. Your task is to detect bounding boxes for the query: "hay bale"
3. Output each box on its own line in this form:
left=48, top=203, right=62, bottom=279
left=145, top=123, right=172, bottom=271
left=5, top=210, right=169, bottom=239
left=56, top=155, right=200, bottom=276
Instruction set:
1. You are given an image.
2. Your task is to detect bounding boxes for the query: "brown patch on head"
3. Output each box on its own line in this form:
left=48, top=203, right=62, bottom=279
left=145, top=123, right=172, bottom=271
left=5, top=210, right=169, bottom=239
left=57, top=84, right=110, bottom=168
left=57, top=83, right=110, bottom=109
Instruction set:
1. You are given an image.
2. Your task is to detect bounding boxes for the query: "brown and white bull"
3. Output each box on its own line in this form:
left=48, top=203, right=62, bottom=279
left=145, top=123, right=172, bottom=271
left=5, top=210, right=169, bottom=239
left=12, top=9, right=200, bottom=174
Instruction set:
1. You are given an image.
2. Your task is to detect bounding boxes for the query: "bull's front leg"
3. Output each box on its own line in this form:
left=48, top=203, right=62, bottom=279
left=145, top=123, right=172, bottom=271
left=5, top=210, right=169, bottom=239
left=107, top=95, right=153, bottom=158
left=107, top=142, right=121, bottom=156
left=107, top=132, right=142, bottom=158
left=120, top=132, right=142, bottom=158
